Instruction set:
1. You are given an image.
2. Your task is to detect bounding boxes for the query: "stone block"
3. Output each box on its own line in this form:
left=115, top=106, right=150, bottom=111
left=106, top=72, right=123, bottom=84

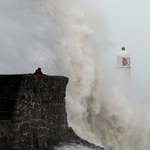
left=35, top=136, right=47, bottom=149
left=19, top=122, right=30, bottom=134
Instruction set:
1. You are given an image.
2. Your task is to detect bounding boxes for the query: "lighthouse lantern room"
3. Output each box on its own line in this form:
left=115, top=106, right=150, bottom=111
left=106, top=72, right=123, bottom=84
left=117, top=47, right=131, bottom=68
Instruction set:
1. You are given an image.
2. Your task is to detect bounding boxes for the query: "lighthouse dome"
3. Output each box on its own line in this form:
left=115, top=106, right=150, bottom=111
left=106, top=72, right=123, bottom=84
left=117, top=49, right=130, bottom=58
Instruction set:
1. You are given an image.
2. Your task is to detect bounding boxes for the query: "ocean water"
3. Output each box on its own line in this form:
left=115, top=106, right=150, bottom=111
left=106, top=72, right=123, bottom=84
left=1, top=0, right=150, bottom=150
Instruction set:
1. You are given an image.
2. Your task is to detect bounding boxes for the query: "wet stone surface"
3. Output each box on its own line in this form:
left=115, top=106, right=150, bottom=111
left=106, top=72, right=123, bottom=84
left=0, top=75, right=104, bottom=150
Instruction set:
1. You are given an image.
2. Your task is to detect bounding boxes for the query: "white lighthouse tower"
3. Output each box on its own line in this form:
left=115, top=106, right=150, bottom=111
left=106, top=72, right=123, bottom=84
left=117, top=47, right=131, bottom=79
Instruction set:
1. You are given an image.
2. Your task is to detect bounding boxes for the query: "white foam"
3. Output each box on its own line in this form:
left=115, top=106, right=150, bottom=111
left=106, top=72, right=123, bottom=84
left=1, top=0, right=150, bottom=149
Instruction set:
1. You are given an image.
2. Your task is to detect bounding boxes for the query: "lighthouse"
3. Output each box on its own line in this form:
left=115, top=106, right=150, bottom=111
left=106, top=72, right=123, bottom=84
left=117, top=47, right=131, bottom=79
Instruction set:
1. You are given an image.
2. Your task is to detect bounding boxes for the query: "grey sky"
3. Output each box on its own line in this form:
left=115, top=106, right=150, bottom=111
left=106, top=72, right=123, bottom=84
left=96, top=0, right=150, bottom=101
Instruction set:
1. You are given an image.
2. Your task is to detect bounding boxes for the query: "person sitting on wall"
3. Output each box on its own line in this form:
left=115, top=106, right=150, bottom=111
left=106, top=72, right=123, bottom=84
left=34, top=68, right=43, bottom=75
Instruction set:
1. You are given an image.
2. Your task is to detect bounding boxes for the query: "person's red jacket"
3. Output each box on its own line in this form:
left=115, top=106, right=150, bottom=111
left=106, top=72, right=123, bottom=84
left=34, top=68, right=44, bottom=75
left=34, top=69, right=43, bottom=75
left=34, top=68, right=47, bottom=76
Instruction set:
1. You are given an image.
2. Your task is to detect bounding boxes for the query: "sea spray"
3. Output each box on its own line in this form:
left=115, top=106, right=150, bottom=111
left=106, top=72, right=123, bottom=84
left=1, top=0, right=150, bottom=149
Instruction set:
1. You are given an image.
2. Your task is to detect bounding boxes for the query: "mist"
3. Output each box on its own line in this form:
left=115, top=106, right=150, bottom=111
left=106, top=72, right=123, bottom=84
left=1, top=0, right=150, bottom=150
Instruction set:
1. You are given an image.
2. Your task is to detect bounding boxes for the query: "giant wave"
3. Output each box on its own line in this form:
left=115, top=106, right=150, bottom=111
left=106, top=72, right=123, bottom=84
left=0, top=0, right=150, bottom=149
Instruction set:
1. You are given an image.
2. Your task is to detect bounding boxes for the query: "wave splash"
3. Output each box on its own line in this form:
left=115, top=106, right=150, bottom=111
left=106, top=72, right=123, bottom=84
left=1, top=0, right=150, bottom=149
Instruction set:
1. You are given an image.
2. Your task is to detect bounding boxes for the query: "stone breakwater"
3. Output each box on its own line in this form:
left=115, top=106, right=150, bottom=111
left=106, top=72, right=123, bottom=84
left=0, top=75, right=104, bottom=150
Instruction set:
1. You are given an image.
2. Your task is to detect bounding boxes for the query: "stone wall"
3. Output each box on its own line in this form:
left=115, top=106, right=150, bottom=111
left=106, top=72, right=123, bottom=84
left=0, top=75, right=69, bottom=150
left=0, top=75, right=105, bottom=150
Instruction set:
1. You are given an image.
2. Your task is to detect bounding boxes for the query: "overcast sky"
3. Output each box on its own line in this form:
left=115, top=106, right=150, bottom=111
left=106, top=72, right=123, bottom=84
left=94, top=0, right=150, bottom=101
